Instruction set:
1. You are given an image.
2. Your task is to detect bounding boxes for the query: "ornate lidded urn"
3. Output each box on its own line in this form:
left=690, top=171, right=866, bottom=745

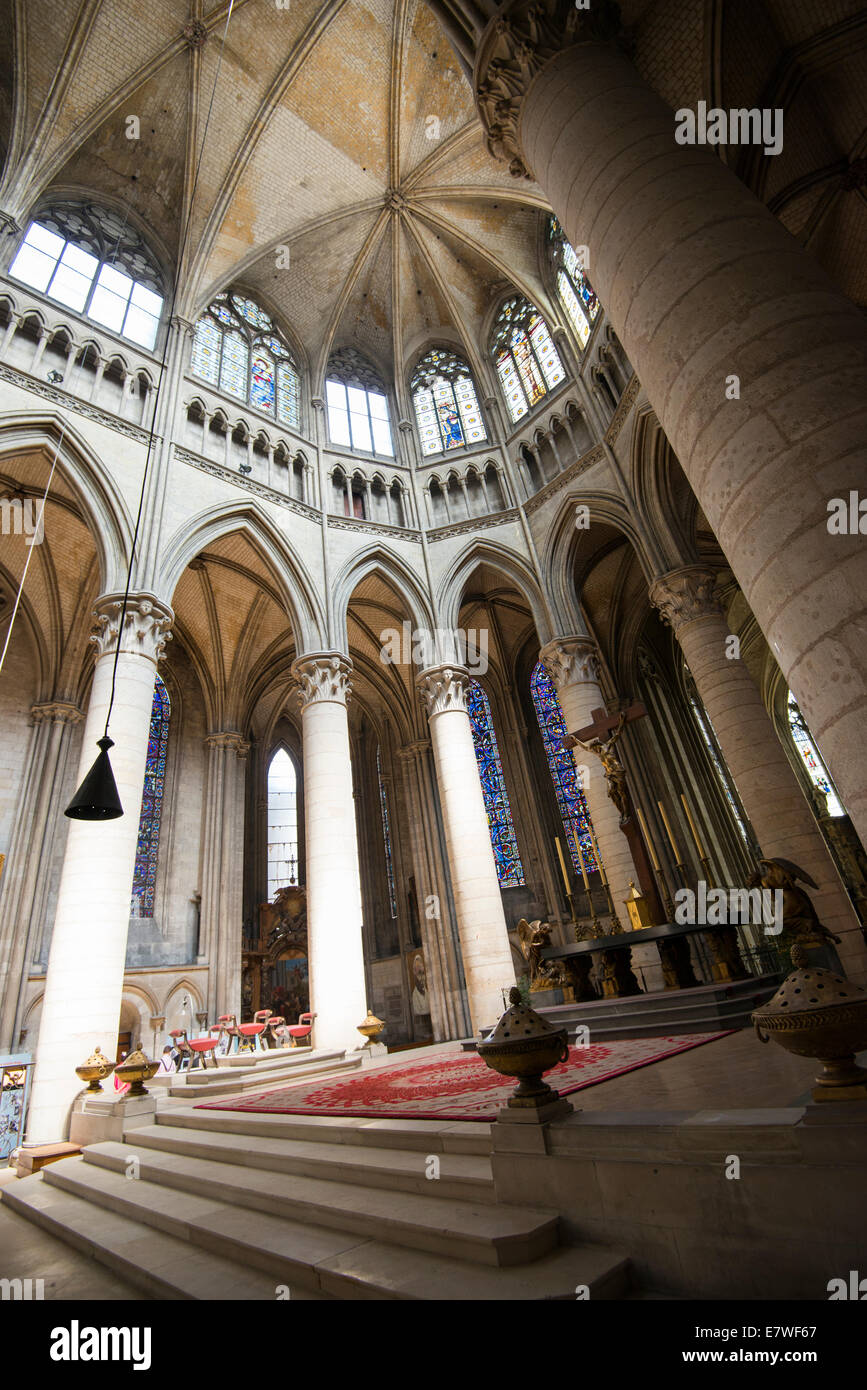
left=113, top=1047, right=159, bottom=1097
left=357, top=1009, right=386, bottom=1046
left=477, top=987, right=570, bottom=1109
left=74, top=1045, right=114, bottom=1093
left=752, top=944, right=867, bottom=1102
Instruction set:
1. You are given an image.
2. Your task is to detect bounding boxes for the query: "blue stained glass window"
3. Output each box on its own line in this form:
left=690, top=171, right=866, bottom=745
left=787, top=691, right=845, bottom=817
left=251, top=352, right=275, bottom=412
left=490, top=296, right=564, bottom=423
left=530, top=662, right=597, bottom=875
left=132, top=674, right=170, bottom=916
left=190, top=291, right=301, bottom=426
left=410, top=348, right=487, bottom=456
left=466, top=682, right=525, bottom=887
left=376, top=746, right=398, bottom=918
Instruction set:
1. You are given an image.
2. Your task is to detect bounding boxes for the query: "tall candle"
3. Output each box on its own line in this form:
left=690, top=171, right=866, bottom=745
left=554, top=836, right=572, bottom=893
left=635, top=805, right=661, bottom=871
left=586, top=823, right=608, bottom=887
left=657, top=801, right=682, bottom=863
left=680, top=793, right=706, bottom=860
left=573, top=833, right=591, bottom=892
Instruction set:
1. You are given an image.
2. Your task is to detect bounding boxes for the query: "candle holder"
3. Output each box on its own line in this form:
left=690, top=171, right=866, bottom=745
left=699, top=856, right=716, bottom=890
left=655, top=867, right=677, bottom=922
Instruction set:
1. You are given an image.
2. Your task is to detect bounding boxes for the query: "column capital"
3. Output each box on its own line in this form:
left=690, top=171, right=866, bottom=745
left=474, top=0, right=623, bottom=178
left=291, top=651, right=353, bottom=708
left=205, top=730, right=250, bottom=758
left=538, top=636, right=601, bottom=689
left=30, top=701, right=84, bottom=726
left=649, top=566, right=723, bottom=635
left=90, top=592, right=173, bottom=664
left=416, top=665, right=470, bottom=718
left=397, top=739, right=431, bottom=763
left=170, top=314, right=197, bottom=339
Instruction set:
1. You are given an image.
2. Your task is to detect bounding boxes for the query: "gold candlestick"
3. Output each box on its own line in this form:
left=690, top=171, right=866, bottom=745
left=657, top=800, right=682, bottom=863
left=573, top=834, right=603, bottom=937
left=635, top=805, right=661, bottom=872
left=680, top=793, right=706, bottom=858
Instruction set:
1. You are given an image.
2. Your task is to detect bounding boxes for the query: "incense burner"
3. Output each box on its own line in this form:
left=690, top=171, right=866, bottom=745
left=477, top=987, right=569, bottom=1108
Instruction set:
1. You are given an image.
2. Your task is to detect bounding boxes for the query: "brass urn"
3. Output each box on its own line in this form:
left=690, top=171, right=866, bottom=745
left=477, top=987, right=570, bottom=1108
left=113, top=1047, right=159, bottom=1097
left=752, top=944, right=867, bottom=1102
left=74, top=1045, right=114, bottom=1094
left=357, top=1009, right=386, bottom=1045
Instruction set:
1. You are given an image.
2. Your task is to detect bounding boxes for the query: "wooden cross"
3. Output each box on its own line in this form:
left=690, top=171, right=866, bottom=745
left=563, top=701, right=647, bottom=749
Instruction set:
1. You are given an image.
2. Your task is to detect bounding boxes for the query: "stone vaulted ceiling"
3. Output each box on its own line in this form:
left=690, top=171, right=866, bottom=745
left=0, top=0, right=864, bottom=388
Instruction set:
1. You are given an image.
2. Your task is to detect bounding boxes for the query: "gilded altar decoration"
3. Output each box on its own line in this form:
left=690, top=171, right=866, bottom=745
left=624, top=880, right=654, bottom=932
left=748, top=857, right=843, bottom=970
left=477, top=987, right=570, bottom=1109
left=517, top=918, right=566, bottom=990
left=752, top=944, right=867, bottom=1102
left=74, top=1045, right=114, bottom=1094
left=357, top=1009, right=386, bottom=1046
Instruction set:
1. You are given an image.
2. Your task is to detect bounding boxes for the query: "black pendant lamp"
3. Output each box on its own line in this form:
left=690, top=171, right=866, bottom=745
left=65, top=735, right=123, bottom=820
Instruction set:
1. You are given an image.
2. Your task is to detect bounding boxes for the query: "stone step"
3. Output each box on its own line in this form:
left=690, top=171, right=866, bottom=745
left=125, top=1123, right=496, bottom=1203
left=170, top=1052, right=361, bottom=1098
left=536, top=975, right=781, bottom=1042
left=157, top=1104, right=493, bottom=1156
left=11, top=1157, right=630, bottom=1300
left=74, top=1140, right=560, bottom=1266
left=0, top=1171, right=324, bottom=1300
left=214, top=1045, right=340, bottom=1071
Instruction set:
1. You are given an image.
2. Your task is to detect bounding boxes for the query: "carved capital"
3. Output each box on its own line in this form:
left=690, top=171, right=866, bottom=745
left=474, top=0, right=622, bottom=178
left=90, top=592, right=173, bottom=664
left=539, top=636, right=601, bottom=689
left=649, top=566, right=722, bottom=635
left=397, top=739, right=431, bottom=763
left=205, top=731, right=250, bottom=759
left=30, top=701, right=84, bottom=726
left=291, top=652, right=353, bottom=708
left=416, top=665, right=471, bottom=718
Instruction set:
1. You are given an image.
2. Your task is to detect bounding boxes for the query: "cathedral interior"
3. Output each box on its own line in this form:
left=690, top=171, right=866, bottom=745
left=0, top=0, right=866, bottom=1318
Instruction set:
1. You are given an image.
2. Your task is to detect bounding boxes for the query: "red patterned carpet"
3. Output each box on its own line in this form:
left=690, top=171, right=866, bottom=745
left=196, top=1032, right=733, bottom=1121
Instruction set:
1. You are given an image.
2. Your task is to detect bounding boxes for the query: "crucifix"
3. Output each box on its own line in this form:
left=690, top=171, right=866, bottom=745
left=563, top=701, right=666, bottom=922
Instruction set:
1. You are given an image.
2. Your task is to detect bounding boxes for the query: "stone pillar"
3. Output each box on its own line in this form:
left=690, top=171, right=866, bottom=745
left=474, top=5, right=867, bottom=848
left=539, top=636, right=640, bottom=916
left=200, top=731, right=249, bottom=1022
left=416, top=665, right=516, bottom=1031
left=292, top=652, right=368, bottom=1052
left=26, top=593, right=172, bottom=1143
left=396, top=739, right=471, bottom=1040
left=650, top=566, right=861, bottom=970
left=0, top=702, right=83, bottom=1050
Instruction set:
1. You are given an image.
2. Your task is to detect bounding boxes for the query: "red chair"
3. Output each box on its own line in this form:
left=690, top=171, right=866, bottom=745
left=216, top=1013, right=241, bottom=1054
left=187, top=1034, right=219, bottom=1070
left=235, top=1008, right=271, bottom=1054
left=169, top=1028, right=192, bottom=1071
left=266, top=1015, right=286, bottom=1048
left=286, top=1012, right=316, bottom=1048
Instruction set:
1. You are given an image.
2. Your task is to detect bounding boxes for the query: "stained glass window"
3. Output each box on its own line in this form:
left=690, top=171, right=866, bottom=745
left=376, top=746, right=398, bottom=918
left=190, top=291, right=301, bottom=428
left=466, top=681, right=525, bottom=887
left=132, top=674, right=170, bottom=917
left=787, top=691, right=845, bottom=817
left=530, top=662, right=597, bottom=875
left=9, top=206, right=164, bottom=349
left=410, top=348, right=487, bottom=456
left=268, top=748, right=299, bottom=898
left=490, top=296, right=564, bottom=424
left=547, top=216, right=599, bottom=351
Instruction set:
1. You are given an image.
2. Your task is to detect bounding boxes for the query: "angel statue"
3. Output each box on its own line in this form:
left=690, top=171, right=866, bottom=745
left=747, top=857, right=844, bottom=974
left=517, top=918, right=565, bottom=991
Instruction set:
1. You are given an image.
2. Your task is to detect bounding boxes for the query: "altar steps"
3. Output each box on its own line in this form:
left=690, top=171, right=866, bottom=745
left=3, top=1106, right=633, bottom=1300
left=490, top=974, right=782, bottom=1044
left=165, top=1046, right=362, bottom=1098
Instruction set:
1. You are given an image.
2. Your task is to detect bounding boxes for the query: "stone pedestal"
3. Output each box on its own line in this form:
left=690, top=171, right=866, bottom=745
left=68, top=1090, right=157, bottom=1146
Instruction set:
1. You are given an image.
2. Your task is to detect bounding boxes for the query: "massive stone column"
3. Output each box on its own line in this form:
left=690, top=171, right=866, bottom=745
left=200, top=731, right=249, bottom=1023
left=0, top=701, right=83, bottom=1051
left=292, top=653, right=368, bottom=1052
left=650, top=566, right=861, bottom=973
left=416, top=665, right=516, bottom=1031
left=26, top=594, right=172, bottom=1144
left=539, top=636, right=639, bottom=917
left=473, top=1, right=867, bottom=849
left=396, top=739, right=471, bottom=1040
